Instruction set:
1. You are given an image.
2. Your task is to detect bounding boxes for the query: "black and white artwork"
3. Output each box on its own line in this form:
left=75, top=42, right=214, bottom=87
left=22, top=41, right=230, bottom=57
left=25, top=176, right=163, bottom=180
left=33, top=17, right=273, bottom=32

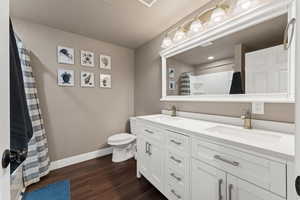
left=168, top=80, right=176, bottom=90
left=57, top=69, right=75, bottom=86
left=57, top=46, right=74, bottom=64
left=81, top=71, right=95, bottom=87
left=81, top=50, right=95, bottom=67
left=100, top=74, right=111, bottom=88
left=99, top=55, right=111, bottom=70
left=168, top=67, right=175, bottom=78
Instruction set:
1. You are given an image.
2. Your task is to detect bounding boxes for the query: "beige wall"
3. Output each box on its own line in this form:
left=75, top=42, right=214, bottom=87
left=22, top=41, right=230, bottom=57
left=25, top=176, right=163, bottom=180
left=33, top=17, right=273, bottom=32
left=134, top=0, right=294, bottom=123
left=13, top=19, right=135, bottom=161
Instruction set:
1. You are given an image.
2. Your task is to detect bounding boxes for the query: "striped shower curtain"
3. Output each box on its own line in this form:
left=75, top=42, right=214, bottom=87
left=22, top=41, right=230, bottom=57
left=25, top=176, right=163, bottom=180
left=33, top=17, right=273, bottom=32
left=16, top=36, right=50, bottom=187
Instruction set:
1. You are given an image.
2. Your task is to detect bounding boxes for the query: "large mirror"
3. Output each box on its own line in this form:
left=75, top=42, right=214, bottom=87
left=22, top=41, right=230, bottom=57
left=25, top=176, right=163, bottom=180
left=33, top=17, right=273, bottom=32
left=163, top=13, right=294, bottom=102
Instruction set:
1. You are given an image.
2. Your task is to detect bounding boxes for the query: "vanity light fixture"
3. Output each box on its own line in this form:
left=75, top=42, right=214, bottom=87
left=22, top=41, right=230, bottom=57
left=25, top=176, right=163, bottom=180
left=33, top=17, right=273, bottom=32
left=173, top=27, right=187, bottom=42
left=160, top=0, right=259, bottom=49
left=208, top=56, right=215, bottom=60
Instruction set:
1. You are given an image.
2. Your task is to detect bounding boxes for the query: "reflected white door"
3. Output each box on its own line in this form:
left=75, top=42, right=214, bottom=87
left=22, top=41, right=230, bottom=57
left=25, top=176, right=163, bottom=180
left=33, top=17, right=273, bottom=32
left=296, top=0, right=300, bottom=198
left=0, top=0, right=10, bottom=199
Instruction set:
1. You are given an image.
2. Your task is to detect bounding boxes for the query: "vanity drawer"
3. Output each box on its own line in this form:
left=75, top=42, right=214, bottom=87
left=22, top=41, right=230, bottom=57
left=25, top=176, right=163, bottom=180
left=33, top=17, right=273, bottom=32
left=167, top=151, right=187, bottom=171
left=141, top=124, right=164, bottom=142
left=166, top=130, right=189, bottom=153
left=166, top=166, right=185, bottom=187
left=166, top=181, right=186, bottom=200
left=192, top=138, right=286, bottom=197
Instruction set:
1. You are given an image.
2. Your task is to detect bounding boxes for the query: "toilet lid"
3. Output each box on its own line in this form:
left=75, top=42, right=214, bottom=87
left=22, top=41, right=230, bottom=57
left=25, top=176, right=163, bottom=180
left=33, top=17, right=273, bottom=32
left=108, top=133, right=136, bottom=144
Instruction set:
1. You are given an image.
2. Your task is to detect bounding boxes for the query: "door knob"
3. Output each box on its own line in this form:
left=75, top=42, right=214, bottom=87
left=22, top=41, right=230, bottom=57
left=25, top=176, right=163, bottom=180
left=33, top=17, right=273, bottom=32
left=2, top=149, right=10, bottom=169
left=296, top=176, right=300, bottom=196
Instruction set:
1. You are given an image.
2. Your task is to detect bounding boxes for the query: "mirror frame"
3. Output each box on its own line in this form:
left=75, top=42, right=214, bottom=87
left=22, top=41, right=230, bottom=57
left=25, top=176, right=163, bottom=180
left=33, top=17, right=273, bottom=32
left=160, top=0, right=295, bottom=103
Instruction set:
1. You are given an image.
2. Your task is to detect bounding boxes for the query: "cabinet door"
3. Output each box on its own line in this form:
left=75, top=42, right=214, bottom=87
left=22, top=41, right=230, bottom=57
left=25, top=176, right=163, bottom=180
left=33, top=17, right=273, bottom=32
left=191, top=159, right=226, bottom=200
left=148, top=140, right=164, bottom=192
left=227, top=175, right=284, bottom=200
left=137, top=136, right=150, bottom=178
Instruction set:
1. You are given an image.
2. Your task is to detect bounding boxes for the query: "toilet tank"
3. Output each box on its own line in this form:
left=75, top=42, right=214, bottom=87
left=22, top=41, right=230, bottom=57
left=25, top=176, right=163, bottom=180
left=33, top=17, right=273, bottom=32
left=129, top=117, right=138, bottom=135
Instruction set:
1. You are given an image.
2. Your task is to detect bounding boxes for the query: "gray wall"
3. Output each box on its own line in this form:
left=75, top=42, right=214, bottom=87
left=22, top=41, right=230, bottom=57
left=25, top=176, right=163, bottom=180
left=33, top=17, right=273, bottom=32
left=13, top=19, right=135, bottom=161
left=134, top=0, right=294, bottom=123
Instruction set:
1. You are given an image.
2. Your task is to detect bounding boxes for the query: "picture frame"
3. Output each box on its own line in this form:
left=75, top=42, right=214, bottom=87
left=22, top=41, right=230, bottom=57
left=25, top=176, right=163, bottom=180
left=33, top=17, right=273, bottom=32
left=80, top=50, right=95, bottom=67
left=57, top=46, right=74, bottom=65
left=57, top=69, right=75, bottom=87
left=168, top=67, right=175, bottom=78
left=100, top=73, right=112, bottom=88
left=168, top=80, right=176, bottom=90
left=99, top=55, right=111, bottom=70
left=80, top=71, right=95, bottom=87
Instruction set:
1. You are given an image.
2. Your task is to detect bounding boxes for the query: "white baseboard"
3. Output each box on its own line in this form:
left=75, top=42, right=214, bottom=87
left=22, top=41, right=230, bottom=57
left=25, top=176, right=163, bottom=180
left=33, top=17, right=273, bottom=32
left=50, top=147, right=113, bottom=171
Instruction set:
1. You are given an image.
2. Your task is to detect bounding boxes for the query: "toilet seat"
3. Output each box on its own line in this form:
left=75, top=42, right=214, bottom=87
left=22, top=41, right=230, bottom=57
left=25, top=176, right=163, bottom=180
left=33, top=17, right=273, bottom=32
left=108, top=133, right=136, bottom=146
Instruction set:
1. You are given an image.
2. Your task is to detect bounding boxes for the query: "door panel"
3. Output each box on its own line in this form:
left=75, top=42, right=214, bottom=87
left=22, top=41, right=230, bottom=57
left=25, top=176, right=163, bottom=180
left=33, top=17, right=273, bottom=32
left=137, top=136, right=150, bottom=178
left=149, top=141, right=164, bottom=192
left=191, top=159, right=226, bottom=200
left=227, top=175, right=284, bottom=200
left=0, top=0, right=10, bottom=199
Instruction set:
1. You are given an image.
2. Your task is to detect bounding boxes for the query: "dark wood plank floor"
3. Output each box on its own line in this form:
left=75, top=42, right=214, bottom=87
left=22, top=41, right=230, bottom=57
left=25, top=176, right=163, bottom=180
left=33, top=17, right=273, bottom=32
left=27, top=155, right=167, bottom=200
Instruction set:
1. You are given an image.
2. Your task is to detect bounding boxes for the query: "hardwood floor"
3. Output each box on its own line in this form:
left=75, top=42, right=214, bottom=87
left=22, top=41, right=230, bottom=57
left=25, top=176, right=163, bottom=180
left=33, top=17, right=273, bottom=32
left=27, top=155, right=167, bottom=200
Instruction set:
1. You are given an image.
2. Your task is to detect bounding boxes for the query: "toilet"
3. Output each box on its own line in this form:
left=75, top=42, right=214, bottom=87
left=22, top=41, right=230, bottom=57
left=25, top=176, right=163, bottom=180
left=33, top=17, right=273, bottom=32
left=107, top=133, right=136, bottom=163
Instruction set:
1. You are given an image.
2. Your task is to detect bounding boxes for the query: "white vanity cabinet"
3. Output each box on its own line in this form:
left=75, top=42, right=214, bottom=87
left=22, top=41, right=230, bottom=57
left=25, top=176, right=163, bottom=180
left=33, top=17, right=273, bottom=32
left=135, top=117, right=294, bottom=200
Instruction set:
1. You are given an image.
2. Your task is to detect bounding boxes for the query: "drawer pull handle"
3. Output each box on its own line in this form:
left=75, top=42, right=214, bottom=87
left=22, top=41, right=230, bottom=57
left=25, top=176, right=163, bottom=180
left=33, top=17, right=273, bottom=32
left=170, top=156, right=182, bottom=164
left=214, top=155, right=239, bottom=167
left=171, top=189, right=181, bottom=199
left=145, top=129, right=154, bottom=134
left=170, top=173, right=182, bottom=182
left=170, top=139, right=182, bottom=146
left=218, top=179, right=223, bottom=200
left=228, top=184, right=234, bottom=200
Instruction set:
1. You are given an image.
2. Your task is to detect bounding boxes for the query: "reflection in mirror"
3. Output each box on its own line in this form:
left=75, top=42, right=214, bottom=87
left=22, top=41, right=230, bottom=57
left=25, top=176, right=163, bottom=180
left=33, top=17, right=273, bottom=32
left=166, top=14, right=288, bottom=96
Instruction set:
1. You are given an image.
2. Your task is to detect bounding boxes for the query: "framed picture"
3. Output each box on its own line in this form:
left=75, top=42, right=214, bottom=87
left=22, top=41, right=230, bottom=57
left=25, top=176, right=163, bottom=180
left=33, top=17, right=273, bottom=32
left=100, top=73, right=111, bottom=88
left=100, top=55, right=111, bottom=70
left=168, top=67, right=175, bottom=78
left=80, top=71, right=95, bottom=87
left=57, top=69, right=75, bottom=86
left=81, top=50, right=94, bottom=67
left=168, top=80, right=176, bottom=90
left=57, top=46, right=74, bottom=64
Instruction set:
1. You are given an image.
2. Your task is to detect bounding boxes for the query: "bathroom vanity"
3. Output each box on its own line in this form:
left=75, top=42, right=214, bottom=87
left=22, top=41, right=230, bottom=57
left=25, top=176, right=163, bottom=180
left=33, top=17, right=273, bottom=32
left=133, top=1, right=298, bottom=199
left=134, top=114, right=295, bottom=200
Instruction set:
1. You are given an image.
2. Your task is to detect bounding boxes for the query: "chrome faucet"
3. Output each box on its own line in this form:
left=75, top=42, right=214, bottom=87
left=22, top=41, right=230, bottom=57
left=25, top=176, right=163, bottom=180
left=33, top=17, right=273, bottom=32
left=241, top=110, right=252, bottom=129
left=171, top=105, right=177, bottom=117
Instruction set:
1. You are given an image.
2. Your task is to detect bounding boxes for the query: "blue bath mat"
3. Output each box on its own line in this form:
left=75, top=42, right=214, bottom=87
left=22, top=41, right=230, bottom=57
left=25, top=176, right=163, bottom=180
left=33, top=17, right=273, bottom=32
left=23, top=180, right=70, bottom=200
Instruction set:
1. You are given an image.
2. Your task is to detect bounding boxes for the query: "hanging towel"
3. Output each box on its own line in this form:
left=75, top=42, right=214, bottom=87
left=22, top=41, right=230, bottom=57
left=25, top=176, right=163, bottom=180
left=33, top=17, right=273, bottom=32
left=230, top=72, right=244, bottom=94
left=10, top=19, right=33, bottom=173
left=179, top=72, right=192, bottom=95
left=16, top=35, right=50, bottom=186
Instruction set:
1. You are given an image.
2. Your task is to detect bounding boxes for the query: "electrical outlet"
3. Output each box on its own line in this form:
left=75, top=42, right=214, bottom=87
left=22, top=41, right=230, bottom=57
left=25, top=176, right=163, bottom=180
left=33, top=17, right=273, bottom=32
left=252, top=102, right=264, bottom=115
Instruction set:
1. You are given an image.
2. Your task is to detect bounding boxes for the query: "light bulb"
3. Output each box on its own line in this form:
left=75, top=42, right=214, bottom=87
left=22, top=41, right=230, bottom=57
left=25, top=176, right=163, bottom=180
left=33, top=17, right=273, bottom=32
left=211, top=7, right=227, bottom=23
left=190, top=20, right=204, bottom=33
left=173, top=29, right=186, bottom=42
left=161, top=36, right=173, bottom=48
left=236, top=0, right=258, bottom=11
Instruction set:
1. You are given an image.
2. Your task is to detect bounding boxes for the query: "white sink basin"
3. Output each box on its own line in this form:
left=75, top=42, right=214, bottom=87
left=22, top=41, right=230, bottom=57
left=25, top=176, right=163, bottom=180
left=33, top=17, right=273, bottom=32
left=154, top=115, right=182, bottom=121
left=205, top=125, right=282, bottom=144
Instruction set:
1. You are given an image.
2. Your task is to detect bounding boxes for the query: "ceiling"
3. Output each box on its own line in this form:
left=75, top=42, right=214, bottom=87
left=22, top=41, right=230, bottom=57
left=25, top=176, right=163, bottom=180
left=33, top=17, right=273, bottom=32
left=173, top=14, right=287, bottom=66
left=10, top=0, right=211, bottom=49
